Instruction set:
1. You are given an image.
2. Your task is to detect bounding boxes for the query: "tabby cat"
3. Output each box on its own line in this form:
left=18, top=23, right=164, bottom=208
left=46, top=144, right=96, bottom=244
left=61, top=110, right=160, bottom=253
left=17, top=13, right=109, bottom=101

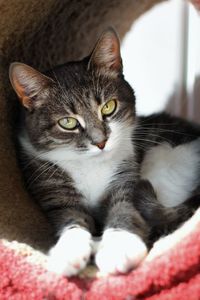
left=9, top=28, right=200, bottom=276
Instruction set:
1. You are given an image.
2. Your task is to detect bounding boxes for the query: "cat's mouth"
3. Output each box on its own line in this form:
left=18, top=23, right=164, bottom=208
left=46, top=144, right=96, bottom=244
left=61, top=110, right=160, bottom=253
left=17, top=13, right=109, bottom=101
left=86, top=142, right=115, bottom=158
left=88, top=147, right=109, bottom=156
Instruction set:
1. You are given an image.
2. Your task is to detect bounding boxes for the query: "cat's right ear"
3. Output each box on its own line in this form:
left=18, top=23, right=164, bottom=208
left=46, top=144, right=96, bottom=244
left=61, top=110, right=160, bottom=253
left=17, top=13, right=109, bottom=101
left=88, top=28, right=122, bottom=75
left=9, top=62, right=53, bottom=111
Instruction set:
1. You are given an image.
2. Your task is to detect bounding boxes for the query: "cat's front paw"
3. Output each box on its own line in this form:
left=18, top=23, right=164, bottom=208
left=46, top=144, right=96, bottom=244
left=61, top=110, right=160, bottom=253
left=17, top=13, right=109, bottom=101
left=48, top=227, right=93, bottom=277
left=95, top=229, right=147, bottom=275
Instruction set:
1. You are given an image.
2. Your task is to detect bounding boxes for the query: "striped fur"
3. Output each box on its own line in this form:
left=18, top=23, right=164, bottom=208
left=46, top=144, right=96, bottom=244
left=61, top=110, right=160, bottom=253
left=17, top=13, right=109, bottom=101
left=10, top=29, right=200, bottom=276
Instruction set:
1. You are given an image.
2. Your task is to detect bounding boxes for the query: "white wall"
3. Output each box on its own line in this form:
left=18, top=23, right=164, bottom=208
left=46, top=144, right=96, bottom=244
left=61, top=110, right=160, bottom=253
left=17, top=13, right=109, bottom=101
left=121, top=0, right=199, bottom=117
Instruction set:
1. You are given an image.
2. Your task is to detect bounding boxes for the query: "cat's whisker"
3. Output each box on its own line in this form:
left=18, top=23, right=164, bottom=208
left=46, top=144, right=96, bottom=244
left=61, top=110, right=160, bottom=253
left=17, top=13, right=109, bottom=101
left=47, top=165, right=61, bottom=182
left=133, top=143, right=147, bottom=151
left=27, top=166, right=52, bottom=188
left=135, top=126, right=197, bottom=137
left=26, top=155, right=69, bottom=186
left=27, top=162, right=53, bottom=186
left=133, top=138, right=168, bottom=146
left=134, top=133, right=172, bottom=145
left=28, top=157, right=68, bottom=188
left=21, top=151, right=52, bottom=170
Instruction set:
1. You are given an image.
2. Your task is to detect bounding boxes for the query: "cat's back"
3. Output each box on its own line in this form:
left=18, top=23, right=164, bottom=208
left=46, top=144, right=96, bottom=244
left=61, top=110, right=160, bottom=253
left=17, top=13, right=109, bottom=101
left=137, top=112, right=200, bottom=145
left=138, top=112, right=200, bottom=208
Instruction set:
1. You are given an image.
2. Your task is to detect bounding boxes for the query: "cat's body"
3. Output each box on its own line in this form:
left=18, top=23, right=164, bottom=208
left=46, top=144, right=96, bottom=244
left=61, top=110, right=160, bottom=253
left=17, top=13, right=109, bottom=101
left=10, top=29, right=200, bottom=276
left=20, top=112, right=200, bottom=241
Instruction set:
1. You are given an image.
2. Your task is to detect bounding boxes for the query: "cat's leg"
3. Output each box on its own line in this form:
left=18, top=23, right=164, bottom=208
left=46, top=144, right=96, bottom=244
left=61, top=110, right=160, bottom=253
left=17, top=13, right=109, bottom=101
left=95, top=198, right=149, bottom=275
left=95, top=177, right=191, bottom=275
left=47, top=207, right=95, bottom=277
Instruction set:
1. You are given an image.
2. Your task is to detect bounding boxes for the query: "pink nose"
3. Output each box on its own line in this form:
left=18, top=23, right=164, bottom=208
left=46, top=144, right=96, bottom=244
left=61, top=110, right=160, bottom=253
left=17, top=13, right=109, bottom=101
left=96, top=140, right=107, bottom=150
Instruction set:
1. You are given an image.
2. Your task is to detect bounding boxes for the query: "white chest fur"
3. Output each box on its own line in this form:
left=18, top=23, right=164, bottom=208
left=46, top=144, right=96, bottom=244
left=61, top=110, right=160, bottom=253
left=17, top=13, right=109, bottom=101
left=20, top=122, right=134, bottom=207
left=141, top=141, right=200, bottom=207
left=59, top=156, right=119, bottom=206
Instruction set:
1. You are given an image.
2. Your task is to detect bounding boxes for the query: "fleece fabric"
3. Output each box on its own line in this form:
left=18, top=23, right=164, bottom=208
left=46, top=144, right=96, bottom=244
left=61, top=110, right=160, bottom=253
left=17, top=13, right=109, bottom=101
left=0, top=1, right=200, bottom=299
left=0, top=0, right=164, bottom=251
left=0, top=208, right=199, bottom=300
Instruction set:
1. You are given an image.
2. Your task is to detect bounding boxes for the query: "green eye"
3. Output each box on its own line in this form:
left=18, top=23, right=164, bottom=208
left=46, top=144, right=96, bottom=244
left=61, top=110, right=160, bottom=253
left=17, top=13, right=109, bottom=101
left=58, top=117, right=78, bottom=130
left=101, top=99, right=117, bottom=117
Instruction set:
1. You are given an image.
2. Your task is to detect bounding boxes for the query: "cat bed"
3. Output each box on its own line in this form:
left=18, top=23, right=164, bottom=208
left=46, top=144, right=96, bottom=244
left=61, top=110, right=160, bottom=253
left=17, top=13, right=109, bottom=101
left=0, top=0, right=200, bottom=299
left=1, top=208, right=200, bottom=299
left=0, top=0, right=165, bottom=252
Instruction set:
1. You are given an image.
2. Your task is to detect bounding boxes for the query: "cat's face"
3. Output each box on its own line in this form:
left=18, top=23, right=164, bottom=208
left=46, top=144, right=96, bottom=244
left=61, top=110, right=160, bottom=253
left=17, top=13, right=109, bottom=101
left=9, top=29, right=136, bottom=160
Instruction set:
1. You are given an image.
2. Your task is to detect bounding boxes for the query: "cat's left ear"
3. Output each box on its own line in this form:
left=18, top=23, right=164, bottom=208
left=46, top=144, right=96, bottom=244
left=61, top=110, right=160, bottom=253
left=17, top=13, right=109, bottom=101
left=88, top=28, right=122, bottom=75
left=9, top=62, right=54, bottom=111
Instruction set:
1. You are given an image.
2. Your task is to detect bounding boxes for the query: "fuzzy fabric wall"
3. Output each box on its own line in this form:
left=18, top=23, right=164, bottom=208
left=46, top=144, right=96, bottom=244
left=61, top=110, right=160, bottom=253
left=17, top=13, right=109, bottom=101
left=0, top=0, right=165, bottom=252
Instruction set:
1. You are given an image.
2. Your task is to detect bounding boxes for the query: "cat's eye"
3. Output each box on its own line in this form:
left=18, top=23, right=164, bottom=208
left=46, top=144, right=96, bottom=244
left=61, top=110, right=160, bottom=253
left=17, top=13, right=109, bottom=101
left=58, top=117, right=79, bottom=130
left=101, top=99, right=117, bottom=117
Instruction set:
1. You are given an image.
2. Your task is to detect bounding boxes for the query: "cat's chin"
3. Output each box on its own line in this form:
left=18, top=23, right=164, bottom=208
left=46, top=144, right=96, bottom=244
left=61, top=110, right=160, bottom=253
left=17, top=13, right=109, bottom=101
left=87, top=147, right=113, bottom=158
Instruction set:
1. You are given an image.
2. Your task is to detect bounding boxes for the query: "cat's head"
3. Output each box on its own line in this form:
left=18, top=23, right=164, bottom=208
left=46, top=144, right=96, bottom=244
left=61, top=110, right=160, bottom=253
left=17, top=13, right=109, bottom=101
left=9, top=28, right=136, bottom=160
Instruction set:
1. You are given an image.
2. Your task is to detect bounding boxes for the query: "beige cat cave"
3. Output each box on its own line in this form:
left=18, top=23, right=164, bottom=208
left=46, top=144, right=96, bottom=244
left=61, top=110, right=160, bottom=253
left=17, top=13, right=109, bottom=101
left=0, top=1, right=199, bottom=299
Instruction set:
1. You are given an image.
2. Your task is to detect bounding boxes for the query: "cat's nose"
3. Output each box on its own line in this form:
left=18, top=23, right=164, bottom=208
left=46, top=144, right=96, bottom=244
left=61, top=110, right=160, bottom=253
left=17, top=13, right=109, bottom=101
left=95, top=140, right=107, bottom=150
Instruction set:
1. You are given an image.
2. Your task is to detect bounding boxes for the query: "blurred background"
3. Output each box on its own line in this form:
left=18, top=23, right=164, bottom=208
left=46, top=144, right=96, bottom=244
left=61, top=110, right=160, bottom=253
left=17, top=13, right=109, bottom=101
left=121, top=0, right=200, bottom=122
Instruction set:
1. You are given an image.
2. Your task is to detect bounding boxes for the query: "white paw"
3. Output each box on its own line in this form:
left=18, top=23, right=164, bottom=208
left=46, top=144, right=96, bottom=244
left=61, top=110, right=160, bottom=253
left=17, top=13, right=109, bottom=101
left=47, top=227, right=93, bottom=277
left=95, top=229, right=147, bottom=275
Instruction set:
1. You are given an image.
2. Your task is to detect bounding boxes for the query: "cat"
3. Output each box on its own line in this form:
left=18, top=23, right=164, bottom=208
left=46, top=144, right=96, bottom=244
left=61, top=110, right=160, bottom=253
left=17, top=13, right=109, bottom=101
left=9, top=28, right=200, bottom=276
